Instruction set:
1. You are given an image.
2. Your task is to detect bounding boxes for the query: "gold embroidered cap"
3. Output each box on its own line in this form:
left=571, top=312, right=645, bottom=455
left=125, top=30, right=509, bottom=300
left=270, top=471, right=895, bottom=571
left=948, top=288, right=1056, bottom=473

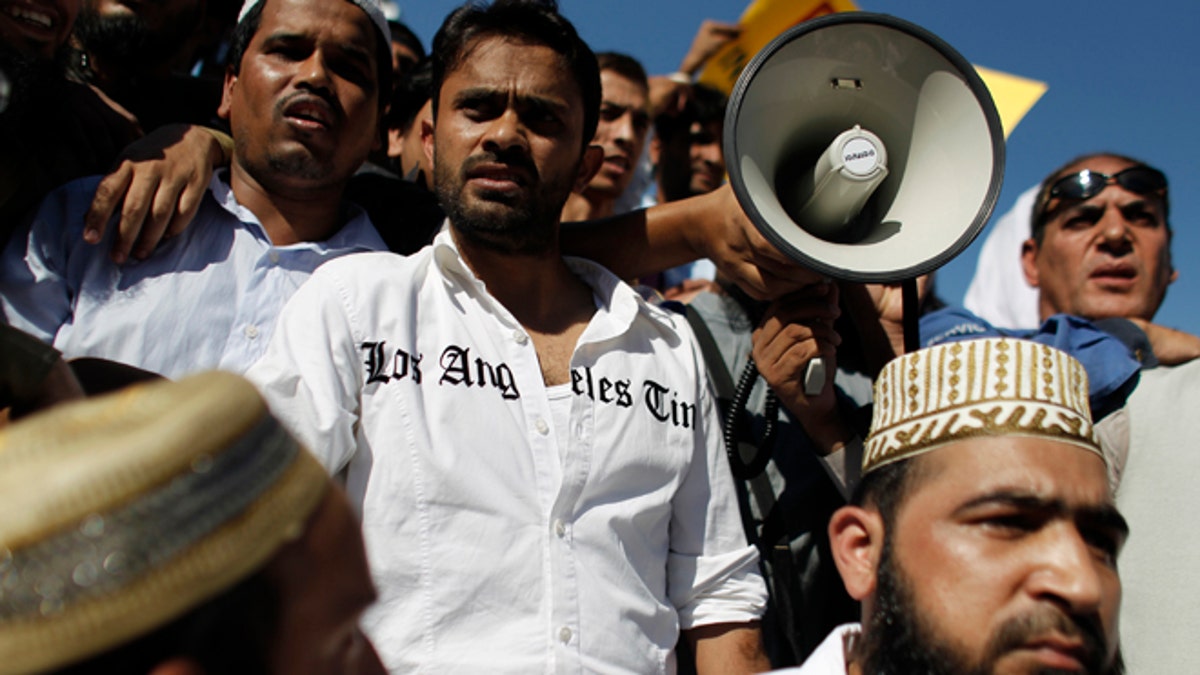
left=864, top=337, right=1102, bottom=475
left=0, top=371, right=329, bottom=674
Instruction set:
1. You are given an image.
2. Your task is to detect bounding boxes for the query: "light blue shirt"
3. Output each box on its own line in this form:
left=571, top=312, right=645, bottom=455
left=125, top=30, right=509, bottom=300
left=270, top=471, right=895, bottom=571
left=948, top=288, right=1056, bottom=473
left=0, top=172, right=386, bottom=379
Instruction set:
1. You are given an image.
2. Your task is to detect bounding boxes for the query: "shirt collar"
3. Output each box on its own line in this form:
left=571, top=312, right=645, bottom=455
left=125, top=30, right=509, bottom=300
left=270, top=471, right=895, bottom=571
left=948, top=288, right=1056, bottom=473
left=209, top=171, right=385, bottom=252
left=428, top=228, right=680, bottom=343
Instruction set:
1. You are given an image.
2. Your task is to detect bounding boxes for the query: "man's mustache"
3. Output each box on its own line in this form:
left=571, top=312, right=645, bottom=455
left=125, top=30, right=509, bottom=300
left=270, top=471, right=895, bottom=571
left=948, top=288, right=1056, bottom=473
left=461, top=149, right=539, bottom=184
left=987, top=608, right=1110, bottom=673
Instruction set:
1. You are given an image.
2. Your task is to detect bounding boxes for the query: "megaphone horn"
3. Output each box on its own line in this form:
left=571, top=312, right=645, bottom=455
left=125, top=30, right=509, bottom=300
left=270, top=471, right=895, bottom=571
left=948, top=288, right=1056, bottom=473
left=725, top=12, right=1005, bottom=284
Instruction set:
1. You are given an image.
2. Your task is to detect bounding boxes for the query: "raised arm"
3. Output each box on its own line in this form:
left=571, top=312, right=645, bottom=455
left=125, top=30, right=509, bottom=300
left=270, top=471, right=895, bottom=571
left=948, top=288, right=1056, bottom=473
left=561, top=183, right=822, bottom=300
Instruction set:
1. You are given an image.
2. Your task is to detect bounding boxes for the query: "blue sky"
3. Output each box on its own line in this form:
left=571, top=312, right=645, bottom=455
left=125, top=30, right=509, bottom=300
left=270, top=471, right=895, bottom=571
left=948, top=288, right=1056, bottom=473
left=397, top=0, right=1200, bottom=334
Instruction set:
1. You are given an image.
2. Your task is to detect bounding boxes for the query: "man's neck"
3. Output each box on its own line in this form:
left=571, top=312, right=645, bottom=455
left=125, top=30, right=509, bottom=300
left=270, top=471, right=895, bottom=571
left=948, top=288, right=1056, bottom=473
left=453, top=229, right=593, bottom=329
left=228, top=162, right=347, bottom=245
left=452, top=227, right=597, bottom=385
left=844, top=630, right=864, bottom=675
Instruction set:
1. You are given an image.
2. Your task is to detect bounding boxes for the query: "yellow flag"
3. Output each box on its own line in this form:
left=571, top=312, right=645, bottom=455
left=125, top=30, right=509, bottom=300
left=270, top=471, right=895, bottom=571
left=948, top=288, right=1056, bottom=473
left=698, top=0, right=860, bottom=93
left=698, top=0, right=1048, bottom=138
left=973, top=65, right=1048, bottom=139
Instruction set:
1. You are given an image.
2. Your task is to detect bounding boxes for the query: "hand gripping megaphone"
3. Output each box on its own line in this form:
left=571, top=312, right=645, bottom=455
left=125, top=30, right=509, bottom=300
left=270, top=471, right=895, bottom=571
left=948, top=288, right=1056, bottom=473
left=721, top=12, right=1004, bottom=477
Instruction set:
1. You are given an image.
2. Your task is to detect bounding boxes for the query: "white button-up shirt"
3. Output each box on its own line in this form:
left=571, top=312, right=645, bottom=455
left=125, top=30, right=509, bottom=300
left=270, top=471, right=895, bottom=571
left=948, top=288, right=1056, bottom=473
left=772, top=623, right=858, bottom=674
left=248, top=231, right=767, bottom=673
left=0, top=173, right=385, bottom=378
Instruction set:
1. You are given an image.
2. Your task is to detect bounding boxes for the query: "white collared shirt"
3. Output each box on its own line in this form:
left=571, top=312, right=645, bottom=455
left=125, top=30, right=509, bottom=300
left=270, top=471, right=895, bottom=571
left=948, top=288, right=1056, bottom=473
left=248, top=231, right=767, bottom=673
left=772, top=623, right=859, bottom=674
left=0, top=173, right=385, bottom=377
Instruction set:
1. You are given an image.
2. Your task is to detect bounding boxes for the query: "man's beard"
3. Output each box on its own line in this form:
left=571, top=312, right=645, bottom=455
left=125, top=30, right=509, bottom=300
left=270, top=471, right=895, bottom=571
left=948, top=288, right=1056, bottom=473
left=855, top=537, right=1121, bottom=675
left=435, top=147, right=575, bottom=256
left=73, top=2, right=200, bottom=73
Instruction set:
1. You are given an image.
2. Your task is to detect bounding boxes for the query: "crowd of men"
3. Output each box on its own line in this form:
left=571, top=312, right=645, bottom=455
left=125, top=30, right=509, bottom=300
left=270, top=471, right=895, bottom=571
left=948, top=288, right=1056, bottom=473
left=0, top=0, right=1195, bottom=672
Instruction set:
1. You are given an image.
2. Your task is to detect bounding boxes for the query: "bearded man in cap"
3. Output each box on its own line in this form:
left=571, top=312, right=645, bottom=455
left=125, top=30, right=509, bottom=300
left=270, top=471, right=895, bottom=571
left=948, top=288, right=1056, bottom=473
left=779, top=338, right=1127, bottom=675
left=0, top=371, right=384, bottom=674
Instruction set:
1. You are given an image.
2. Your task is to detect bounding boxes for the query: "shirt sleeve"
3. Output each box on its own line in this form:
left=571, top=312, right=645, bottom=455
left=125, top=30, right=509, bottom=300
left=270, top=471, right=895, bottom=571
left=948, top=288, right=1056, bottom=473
left=0, top=182, right=89, bottom=344
left=245, top=267, right=364, bottom=474
left=667, top=371, right=769, bottom=629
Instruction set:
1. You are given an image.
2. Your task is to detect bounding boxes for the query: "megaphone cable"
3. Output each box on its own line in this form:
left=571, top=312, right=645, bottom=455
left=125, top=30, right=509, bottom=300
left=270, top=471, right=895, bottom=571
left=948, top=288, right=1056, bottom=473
left=724, top=358, right=780, bottom=480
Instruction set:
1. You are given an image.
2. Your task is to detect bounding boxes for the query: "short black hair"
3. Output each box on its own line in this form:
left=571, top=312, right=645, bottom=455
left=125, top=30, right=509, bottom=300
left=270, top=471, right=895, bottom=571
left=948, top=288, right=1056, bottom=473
left=226, top=0, right=392, bottom=110
left=654, top=82, right=727, bottom=142
left=388, top=19, right=426, bottom=61
left=595, top=51, right=648, bottom=92
left=430, top=0, right=600, bottom=149
left=1030, top=151, right=1171, bottom=244
left=385, top=58, right=432, bottom=132
left=849, top=456, right=925, bottom=530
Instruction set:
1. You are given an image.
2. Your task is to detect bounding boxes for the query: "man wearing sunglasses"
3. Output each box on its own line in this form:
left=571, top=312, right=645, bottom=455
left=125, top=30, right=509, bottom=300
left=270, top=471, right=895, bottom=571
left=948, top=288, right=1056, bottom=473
left=1020, top=153, right=1200, bottom=363
left=1024, top=154, right=1171, bottom=320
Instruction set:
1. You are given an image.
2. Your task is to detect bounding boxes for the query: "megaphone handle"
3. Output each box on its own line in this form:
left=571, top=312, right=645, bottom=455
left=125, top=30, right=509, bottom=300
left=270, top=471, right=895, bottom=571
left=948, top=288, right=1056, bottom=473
left=803, top=358, right=826, bottom=396
left=902, top=277, right=920, bottom=354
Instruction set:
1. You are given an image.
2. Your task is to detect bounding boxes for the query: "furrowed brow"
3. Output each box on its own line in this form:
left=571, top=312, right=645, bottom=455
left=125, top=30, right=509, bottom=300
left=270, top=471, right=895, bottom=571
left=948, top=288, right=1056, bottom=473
left=953, top=490, right=1062, bottom=516
left=1079, top=504, right=1130, bottom=541
left=516, top=92, right=569, bottom=117
left=452, top=86, right=502, bottom=107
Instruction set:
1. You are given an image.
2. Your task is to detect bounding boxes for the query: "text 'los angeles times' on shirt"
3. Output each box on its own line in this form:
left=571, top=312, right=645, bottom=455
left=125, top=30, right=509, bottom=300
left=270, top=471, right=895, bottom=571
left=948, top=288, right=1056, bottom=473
left=247, top=230, right=768, bottom=673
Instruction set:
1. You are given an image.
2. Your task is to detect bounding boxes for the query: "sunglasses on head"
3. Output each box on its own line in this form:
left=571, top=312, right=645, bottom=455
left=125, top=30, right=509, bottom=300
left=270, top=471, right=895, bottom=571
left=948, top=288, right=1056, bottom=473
left=1047, top=166, right=1168, bottom=202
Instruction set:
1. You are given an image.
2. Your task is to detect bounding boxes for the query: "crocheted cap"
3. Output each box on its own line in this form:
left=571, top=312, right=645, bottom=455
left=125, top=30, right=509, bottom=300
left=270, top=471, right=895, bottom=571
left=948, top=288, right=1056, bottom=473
left=864, top=337, right=1102, bottom=475
left=0, top=371, right=329, bottom=673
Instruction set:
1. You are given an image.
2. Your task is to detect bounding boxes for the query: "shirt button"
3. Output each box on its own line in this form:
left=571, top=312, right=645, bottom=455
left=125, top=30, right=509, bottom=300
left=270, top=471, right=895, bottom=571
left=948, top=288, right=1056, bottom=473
left=268, top=250, right=280, bottom=264
left=244, top=325, right=259, bottom=339
left=554, top=519, right=567, bottom=538
left=534, top=417, right=549, bottom=435
left=558, top=626, right=572, bottom=644
left=513, top=330, right=528, bottom=346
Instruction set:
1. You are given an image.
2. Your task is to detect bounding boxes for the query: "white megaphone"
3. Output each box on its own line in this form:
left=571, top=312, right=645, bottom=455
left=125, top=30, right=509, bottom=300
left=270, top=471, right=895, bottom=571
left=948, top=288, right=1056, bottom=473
left=725, top=12, right=1004, bottom=282
left=724, top=12, right=1003, bottom=400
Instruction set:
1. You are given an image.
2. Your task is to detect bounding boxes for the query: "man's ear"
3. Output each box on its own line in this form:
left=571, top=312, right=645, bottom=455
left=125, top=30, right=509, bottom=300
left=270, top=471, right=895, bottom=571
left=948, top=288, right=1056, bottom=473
left=1020, top=237, right=1040, bottom=288
left=573, top=145, right=604, bottom=193
left=217, top=67, right=237, bottom=121
left=829, top=505, right=885, bottom=601
left=387, top=127, right=404, bottom=159
left=421, top=117, right=436, bottom=171
left=648, top=134, right=662, bottom=168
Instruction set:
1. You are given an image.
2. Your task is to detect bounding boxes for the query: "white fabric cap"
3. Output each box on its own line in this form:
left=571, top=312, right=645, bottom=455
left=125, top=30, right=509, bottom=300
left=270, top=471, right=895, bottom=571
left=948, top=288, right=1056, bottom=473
left=864, top=337, right=1102, bottom=474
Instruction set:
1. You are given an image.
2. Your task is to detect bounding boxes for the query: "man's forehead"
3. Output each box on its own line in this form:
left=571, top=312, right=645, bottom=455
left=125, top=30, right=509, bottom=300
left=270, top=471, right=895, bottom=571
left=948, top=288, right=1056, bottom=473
left=910, top=436, right=1111, bottom=505
left=454, top=34, right=568, bottom=77
left=1056, top=154, right=1138, bottom=178
left=250, top=0, right=379, bottom=56
left=600, top=69, right=648, bottom=99
left=258, top=0, right=373, bottom=35
left=444, top=36, right=579, bottom=104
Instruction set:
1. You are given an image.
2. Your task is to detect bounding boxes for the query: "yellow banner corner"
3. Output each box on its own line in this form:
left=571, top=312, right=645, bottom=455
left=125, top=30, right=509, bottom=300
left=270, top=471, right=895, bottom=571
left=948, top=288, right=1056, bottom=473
left=975, top=65, right=1048, bottom=139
